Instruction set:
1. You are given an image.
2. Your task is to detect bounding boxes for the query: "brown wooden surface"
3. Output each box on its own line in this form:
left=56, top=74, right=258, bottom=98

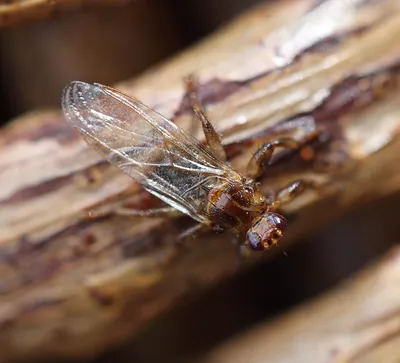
left=201, top=245, right=400, bottom=363
left=1, top=0, right=400, bottom=361
left=0, top=0, right=130, bottom=27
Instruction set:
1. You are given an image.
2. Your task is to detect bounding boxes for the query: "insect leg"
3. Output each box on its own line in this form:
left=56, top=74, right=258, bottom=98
left=231, top=234, right=252, bottom=269
left=184, top=75, right=227, bottom=162
left=247, top=138, right=299, bottom=179
left=114, top=206, right=178, bottom=217
left=178, top=223, right=205, bottom=240
left=271, top=179, right=319, bottom=209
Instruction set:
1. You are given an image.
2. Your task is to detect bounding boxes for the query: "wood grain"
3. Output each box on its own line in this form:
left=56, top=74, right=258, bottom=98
left=0, top=0, right=400, bottom=361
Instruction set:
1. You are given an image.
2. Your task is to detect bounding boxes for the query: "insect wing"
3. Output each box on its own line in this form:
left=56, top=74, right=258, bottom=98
left=62, top=81, right=230, bottom=222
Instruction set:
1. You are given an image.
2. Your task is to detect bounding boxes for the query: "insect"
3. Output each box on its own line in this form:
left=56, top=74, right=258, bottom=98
left=62, top=79, right=316, bottom=251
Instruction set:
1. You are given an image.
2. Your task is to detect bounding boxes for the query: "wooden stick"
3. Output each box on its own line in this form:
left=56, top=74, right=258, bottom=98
left=0, top=0, right=400, bottom=361
left=201, top=245, right=400, bottom=363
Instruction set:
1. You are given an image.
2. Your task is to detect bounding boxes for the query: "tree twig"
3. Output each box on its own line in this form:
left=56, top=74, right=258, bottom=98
left=0, top=0, right=400, bottom=361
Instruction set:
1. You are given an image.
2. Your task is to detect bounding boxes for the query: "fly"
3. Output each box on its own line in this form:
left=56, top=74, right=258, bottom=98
left=62, top=79, right=316, bottom=251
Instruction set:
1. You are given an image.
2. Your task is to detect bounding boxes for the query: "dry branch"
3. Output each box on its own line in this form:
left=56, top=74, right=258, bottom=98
left=201, top=245, right=400, bottom=363
left=0, top=0, right=400, bottom=362
left=0, top=0, right=129, bottom=27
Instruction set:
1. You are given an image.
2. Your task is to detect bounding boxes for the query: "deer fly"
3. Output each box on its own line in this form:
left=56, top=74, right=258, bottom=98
left=62, top=79, right=316, bottom=251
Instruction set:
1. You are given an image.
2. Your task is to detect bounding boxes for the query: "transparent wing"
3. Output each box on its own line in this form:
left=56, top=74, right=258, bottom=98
left=62, top=81, right=236, bottom=222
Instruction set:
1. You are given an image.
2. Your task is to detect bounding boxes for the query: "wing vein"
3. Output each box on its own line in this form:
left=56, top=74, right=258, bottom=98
left=62, top=81, right=239, bottom=222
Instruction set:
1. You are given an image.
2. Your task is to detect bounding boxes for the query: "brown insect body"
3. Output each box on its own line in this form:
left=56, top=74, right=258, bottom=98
left=208, top=179, right=265, bottom=232
left=207, top=179, right=286, bottom=250
left=62, top=80, right=314, bottom=252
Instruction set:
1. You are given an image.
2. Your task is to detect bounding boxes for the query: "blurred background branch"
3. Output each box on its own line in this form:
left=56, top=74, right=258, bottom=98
left=201, top=245, right=400, bottom=363
left=0, top=0, right=130, bottom=27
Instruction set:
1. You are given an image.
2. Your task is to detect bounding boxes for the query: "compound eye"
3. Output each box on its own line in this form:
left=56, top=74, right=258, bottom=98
left=246, top=230, right=264, bottom=251
left=268, top=214, right=287, bottom=231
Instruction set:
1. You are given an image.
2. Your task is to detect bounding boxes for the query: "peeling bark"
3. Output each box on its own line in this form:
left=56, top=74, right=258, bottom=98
left=0, top=0, right=400, bottom=361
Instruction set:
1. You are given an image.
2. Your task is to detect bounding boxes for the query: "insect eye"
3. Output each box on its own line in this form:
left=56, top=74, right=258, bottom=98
left=246, top=230, right=263, bottom=251
left=267, top=213, right=287, bottom=231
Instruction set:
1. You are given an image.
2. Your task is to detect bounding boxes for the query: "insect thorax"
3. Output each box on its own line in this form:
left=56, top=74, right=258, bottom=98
left=207, top=180, right=268, bottom=233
